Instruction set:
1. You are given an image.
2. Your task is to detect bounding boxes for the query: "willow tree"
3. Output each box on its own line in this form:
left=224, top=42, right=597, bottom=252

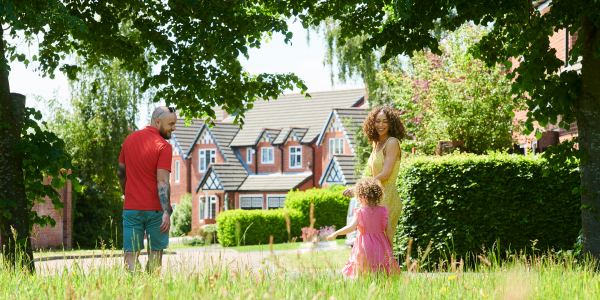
left=1, top=0, right=307, bottom=270
left=302, top=0, right=600, bottom=257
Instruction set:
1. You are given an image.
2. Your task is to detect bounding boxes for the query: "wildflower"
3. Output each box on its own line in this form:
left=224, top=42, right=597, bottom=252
left=259, top=269, right=262, bottom=272
left=483, top=295, right=488, bottom=299
left=442, top=287, right=447, bottom=292
left=72, top=271, right=75, bottom=275
left=448, top=275, right=456, bottom=280
left=210, top=284, right=214, bottom=288
left=259, top=274, right=263, bottom=277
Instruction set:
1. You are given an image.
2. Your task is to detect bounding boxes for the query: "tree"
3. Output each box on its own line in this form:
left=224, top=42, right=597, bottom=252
left=378, top=25, right=521, bottom=155
left=302, top=0, right=600, bottom=258
left=2, top=0, right=308, bottom=269
left=45, top=57, right=147, bottom=249
left=171, top=194, right=192, bottom=237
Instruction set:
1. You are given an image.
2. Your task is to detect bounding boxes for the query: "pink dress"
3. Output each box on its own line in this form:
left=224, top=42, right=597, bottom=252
left=342, top=206, right=401, bottom=277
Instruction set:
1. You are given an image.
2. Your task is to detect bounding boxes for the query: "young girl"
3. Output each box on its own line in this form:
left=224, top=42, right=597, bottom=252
left=327, top=178, right=401, bottom=276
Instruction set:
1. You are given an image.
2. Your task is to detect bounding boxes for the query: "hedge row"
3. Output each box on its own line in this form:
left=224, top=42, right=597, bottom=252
left=216, top=185, right=350, bottom=246
left=395, top=153, right=581, bottom=264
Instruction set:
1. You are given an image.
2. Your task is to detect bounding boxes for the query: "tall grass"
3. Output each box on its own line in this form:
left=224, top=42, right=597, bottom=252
left=2, top=242, right=600, bottom=299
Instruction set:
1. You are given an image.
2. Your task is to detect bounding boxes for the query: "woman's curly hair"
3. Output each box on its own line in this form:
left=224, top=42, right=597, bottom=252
left=362, top=105, right=406, bottom=145
left=354, top=178, right=384, bottom=207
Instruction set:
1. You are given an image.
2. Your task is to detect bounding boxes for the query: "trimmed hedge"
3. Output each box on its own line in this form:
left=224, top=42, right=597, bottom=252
left=217, top=185, right=351, bottom=246
left=217, top=207, right=303, bottom=246
left=395, top=153, right=581, bottom=264
left=285, top=185, right=350, bottom=231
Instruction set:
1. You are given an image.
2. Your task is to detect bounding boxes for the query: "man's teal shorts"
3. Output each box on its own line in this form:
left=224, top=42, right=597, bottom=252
left=123, top=210, right=169, bottom=252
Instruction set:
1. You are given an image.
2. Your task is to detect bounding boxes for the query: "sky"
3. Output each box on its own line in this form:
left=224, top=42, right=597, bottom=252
left=9, top=20, right=365, bottom=129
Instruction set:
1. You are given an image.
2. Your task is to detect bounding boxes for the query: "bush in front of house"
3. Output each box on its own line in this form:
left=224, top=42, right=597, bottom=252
left=394, top=152, right=581, bottom=266
left=284, top=185, right=351, bottom=232
left=216, top=208, right=304, bottom=246
left=171, top=193, right=192, bottom=237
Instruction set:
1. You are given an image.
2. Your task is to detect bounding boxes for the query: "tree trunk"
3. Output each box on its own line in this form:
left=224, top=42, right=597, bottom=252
left=0, top=28, right=34, bottom=272
left=578, top=15, right=600, bottom=260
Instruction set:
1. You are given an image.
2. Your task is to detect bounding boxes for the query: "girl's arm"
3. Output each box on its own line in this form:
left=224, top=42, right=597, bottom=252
left=385, top=217, right=394, bottom=246
left=374, top=138, right=400, bottom=182
left=326, top=213, right=359, bottom=241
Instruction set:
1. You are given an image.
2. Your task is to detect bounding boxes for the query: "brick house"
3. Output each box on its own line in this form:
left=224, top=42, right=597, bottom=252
left=169, top=89, right=368, bottom=228
left=0, top=176, right=73, bottom=249
left=512, top=0, right=580, bottom=153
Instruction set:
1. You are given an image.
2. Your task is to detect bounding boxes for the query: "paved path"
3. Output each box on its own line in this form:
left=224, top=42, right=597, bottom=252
left=35, top=245, right=349, bottom=275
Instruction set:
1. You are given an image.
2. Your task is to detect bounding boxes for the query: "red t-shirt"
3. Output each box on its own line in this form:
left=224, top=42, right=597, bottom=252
left=119, top=126, right=172, bottom=211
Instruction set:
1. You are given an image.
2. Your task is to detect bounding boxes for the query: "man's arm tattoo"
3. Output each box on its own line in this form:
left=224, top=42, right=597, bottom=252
left=117, top=165, right=127, bottom=195
left=117, top=165, right=126, bottom=181
left=158, top=185, right=171, bottom=215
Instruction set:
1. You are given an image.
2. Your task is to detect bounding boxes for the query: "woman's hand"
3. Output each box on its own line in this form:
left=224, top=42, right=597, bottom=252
left=326, top=233, right=337, bottom=241
left=343, top=187, right=355, bottom=198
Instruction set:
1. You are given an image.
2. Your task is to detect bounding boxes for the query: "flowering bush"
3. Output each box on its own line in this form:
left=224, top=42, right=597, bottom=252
left=317, top=226, right=336, bottom=242
left=301, top=227, right=319, bottom=243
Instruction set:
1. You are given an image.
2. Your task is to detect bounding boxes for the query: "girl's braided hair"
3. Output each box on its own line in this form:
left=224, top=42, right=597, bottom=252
left=354, top=177, right=384, bottom=207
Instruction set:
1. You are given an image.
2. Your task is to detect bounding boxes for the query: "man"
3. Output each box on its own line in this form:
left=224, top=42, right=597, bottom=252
left=117, top=106, right=177, bottom=274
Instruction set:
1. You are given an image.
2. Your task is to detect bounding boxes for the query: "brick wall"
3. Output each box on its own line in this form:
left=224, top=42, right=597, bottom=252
left=1, top=176, right=72, bottom=249
left=257, top=141, right=282, bottom=173
left=170, top=153, right=189, bottom=205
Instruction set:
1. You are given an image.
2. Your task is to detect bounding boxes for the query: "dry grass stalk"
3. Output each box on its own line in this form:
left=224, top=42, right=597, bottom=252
left=269, top=236, right=274, bottom=255
left=284, top=209, right=291, bottom=242
left=420, top=240, right=433, bottom=264
left=478, top=255, right=492, bottom=266
left=405, top=238, right=413, bottom=269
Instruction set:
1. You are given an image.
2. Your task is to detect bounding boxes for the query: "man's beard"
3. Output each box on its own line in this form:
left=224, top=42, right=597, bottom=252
left=159, top=124, right=171, bottom=139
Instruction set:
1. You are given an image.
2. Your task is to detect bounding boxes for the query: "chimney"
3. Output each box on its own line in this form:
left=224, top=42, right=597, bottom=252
left=223, top=109, right=228, bottom=120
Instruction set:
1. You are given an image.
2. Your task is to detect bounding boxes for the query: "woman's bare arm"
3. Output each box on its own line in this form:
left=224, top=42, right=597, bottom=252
left=374, top=138, right=400, bottom=182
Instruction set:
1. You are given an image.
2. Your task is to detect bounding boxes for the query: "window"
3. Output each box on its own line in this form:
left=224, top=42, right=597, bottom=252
left=267, top=196, right=286, bottom=209
left=240, top=196, right=263, bottom=210
left=170, top=203, right=177, bottom=220
left=174, top=160, right=180, bottom=183
left=261, top=147, right=274, bottom=164
left=329, top=138, right=344, bottom=158
left=208, top=196, right=217, bottom=219
left=199, top=196, right=205, bottom=220
left=532, top=141, right=538, bottom=155
left=247, top=148, right=253, bottom=164
left=199, top=149, right=217, bottom=172
left=289, top=146, right=302, bottom=168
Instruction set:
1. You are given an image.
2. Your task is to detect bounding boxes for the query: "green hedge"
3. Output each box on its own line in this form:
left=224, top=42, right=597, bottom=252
left=395, top=153, right=581, bottom=264
left=217, top=186, right=351, bottom=246
left=285, top=185, right=350, bottom=231
left=216, top=208, right=303, bottom=247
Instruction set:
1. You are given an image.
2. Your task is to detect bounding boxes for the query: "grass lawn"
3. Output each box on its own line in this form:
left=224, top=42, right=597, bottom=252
left=5, top=249, right=600, bottom=299
left=228, top=239, right=346, bottom=253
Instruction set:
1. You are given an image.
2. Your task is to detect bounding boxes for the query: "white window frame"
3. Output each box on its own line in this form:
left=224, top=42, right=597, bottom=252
left=208, top=195, right=217, bottom=219
left=240, top=194, right=264, bottom=210
left=199, top=148, right=217, bottom=173
left=266, top=194, right=286, bottom=210
left=329, top=137, right=344, bottom=159
left=247, top=148, right=253, bottom=164
left=174, top=160, right=180, bottom=183
left=261, top=147, right=274, bottom=164
left=289, top=146, right=302, bottom=169
left=170, top=203, right=177, bottom=220
left=532, top=141, right=538, bottom=155
left=199, top=196, right=205, bottom=220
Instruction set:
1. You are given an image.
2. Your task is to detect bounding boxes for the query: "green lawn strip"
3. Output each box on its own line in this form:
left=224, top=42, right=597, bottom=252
left=10, top=253, right=600, bottom=298
left=228, top=239, right=346, bottom=253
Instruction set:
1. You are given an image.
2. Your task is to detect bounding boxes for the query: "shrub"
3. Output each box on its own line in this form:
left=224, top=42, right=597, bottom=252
left=171, top=193, right=192, bottom=237
left=184, top=238, right=204, bottom=246
left=395, top=153, right=581, bottom=265
left=285, top=185, right=351, bottom=231
left=216, top=208, right=303, bottom=246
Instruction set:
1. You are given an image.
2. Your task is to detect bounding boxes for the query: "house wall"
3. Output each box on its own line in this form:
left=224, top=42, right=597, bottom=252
left=320, top=131, right=352, bottom=176
left=511, top=5, right=579, bottom=148
left=170, top=152, right=189, bottom=206
left=191, top=191, right=223, bottom=228
left=234, top=192, right=288, bottom=210
left=239, top=147, right=255, bottom=174
left=257, top=140, right=282, bottom=173
left=281, top=140, right=312, bottom=173
left=1, top=176, right=72, bottom=249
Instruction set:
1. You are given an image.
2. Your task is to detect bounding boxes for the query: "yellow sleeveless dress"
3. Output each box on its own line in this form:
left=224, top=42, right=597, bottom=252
left=368, top=138, right=403, bottom=231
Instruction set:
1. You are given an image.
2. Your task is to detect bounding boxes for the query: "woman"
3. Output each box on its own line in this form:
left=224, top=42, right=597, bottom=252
left=343, top=105, right=406, bottom=234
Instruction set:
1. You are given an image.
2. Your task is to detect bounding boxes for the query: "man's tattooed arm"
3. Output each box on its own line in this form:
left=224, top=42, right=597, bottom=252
left=156, top=169, right=172, bottom=215
left=117, top=162, right=127, bottom=195
left=158, top=184, right=171, bottom=215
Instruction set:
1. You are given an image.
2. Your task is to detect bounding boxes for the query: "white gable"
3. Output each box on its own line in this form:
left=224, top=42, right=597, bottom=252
left=198, top=130, right=214, bottom=144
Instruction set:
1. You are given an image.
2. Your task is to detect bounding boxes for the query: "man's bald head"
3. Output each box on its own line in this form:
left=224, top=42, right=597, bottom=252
left=151, top=106, right=177, bottom=139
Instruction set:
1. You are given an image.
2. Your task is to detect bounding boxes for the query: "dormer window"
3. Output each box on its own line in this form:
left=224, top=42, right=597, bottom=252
left=261, top=147, right=274, bottom=164
left=289, top=146, right=302, bottom=169
left=199, top=149, right=216, bottom=172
